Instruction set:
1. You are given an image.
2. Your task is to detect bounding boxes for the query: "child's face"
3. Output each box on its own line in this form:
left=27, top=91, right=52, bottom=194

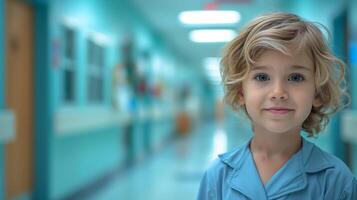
left=238, top=49, right=322, bottom=135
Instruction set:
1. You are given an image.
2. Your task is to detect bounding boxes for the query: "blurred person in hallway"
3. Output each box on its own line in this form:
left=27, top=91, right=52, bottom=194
left=198, top=12, right=356, bottom=199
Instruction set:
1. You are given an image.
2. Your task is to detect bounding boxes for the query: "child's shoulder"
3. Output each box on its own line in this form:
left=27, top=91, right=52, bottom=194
left=308, top=141, right=352, bottom=172
left=305, top=141, right=357, bottom=198
left=305, top=140, right=355, bottom=183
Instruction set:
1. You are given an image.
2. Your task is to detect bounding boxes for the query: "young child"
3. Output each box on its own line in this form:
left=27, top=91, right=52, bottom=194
left=197, top=12, right=356, bottom=199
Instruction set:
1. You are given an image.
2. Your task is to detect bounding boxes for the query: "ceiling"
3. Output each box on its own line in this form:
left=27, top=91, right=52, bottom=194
left=130, top=0, right=347, bottom=68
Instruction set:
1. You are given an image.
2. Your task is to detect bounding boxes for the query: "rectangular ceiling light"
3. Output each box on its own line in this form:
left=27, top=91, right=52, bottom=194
left=190, top=29, right=236, bottom=43
left=179, top=10, right=240, bottom=25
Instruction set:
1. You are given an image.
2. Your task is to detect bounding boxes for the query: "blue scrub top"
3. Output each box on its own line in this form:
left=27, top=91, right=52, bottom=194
left=197, top=138, right=357, bottom=200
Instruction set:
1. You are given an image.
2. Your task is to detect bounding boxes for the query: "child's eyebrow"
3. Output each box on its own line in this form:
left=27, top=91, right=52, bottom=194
left=289, top=65, right=312, bottom=72
left=251, top=65, right=312, bottom=72
left=251, top=65, right=268, bottom=71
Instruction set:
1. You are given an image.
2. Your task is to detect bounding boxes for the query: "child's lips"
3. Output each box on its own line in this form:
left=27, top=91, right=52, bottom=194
left=264, top=107, right=294, bottom=114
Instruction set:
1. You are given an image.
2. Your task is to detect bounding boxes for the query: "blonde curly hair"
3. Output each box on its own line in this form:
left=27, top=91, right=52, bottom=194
left=221, top=12, right=349, bottom=136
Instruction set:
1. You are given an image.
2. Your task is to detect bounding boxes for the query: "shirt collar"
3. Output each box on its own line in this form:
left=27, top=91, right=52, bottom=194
left=301, top=138, right=334, bottom=173
left=219, top=139, right=268, bottom=199
left=218, top=137, right=334, bottom=199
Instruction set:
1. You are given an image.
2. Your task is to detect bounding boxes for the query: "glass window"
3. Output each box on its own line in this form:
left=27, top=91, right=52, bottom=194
left=62, top=26, right=76, bottom=103
left=87, top=39, right=105, bottom=103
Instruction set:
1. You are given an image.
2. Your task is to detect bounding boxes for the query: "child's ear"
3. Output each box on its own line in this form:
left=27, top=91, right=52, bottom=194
left=237, top=89, right=245, bottom=105
left=312, top=95, right=322, bottom=108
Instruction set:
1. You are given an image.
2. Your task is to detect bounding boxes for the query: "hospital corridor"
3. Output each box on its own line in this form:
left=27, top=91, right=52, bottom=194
left=0, top=0, right=357, bottom=199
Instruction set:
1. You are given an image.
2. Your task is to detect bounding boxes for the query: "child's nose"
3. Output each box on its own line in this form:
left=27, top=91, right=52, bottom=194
left=270, top=82, right=288, bottom=100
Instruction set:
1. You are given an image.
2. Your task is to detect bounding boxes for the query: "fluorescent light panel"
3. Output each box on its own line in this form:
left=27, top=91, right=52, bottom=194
left=190, top=29, right=236, bottom=43
left=179, top=10, right=240, bottom=25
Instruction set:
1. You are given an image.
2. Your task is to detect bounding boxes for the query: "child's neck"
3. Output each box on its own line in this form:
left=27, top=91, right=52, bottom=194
left=250, top=129, right=302, bottom=159
left=249, top=129, right=302, bottom=186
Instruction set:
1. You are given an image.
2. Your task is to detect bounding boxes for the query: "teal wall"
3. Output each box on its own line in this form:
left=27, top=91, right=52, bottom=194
left=349, top=0, right=357, bottom=174
left=50, top=127, right=124, bottom=198
left=0, top=0, right=5, bottom=198
left=33, top=2, right=51, bottom=199
left=332, top=9, right=349, bottom=162
left=351, top=57, right=357, bottom=175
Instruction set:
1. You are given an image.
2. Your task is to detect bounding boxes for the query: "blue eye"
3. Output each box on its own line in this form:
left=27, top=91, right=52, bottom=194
left=254, top=73, right=270, bottom=81
left=288, top=74, right=305, bottom=82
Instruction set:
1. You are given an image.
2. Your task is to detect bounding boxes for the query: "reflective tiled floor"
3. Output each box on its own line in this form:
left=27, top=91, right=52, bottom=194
left=87, top=114, right=333, bottom=200
left=87, top=115, right=251, bottom=200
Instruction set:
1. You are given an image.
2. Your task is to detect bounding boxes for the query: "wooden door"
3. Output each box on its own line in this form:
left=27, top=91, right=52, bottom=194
left=5, top=0, right=34, bottom=198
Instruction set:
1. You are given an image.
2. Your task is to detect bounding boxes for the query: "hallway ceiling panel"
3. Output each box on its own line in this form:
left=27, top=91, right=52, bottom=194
left=130, top=0, right=345, bottom=67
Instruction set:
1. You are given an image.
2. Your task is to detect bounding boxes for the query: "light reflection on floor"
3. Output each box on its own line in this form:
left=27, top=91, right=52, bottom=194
left=211, top=127, right=227, bottom=161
